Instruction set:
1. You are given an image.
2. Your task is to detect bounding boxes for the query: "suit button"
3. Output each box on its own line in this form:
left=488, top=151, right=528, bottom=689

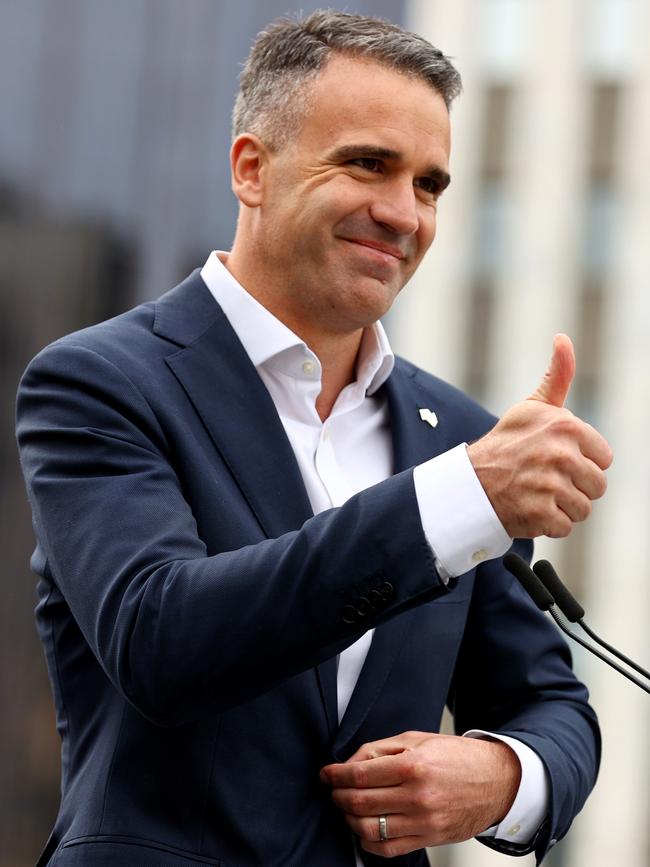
left=342, top=605, right=358, bottom=624
left=380, top=581, right=394, bottom=601
left=356, top=596, right=371, bottom=616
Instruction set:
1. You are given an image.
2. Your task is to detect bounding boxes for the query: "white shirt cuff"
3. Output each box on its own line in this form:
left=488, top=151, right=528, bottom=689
left=413, top=443, right=511, bottom=579
left=464, top=730, right=550, bottom=843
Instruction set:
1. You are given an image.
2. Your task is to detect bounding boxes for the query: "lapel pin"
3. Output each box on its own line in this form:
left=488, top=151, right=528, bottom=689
left=418, top=408, right=439, bottom=428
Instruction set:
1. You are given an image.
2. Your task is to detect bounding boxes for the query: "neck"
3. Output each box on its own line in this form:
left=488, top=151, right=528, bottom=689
left=312, top=330, right=362, bottom=422
left=225, top=245, right=365, bottom=422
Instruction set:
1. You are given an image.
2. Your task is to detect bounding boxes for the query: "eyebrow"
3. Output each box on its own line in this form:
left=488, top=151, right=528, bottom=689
left=328, top=143, right=451, bottom=191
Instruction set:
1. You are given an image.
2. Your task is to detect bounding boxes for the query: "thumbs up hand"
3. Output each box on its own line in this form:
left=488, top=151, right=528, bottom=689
left=467, top=335, right=613, bottom=539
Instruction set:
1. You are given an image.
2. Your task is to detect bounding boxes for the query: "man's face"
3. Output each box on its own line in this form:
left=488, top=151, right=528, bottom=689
left=251, top=54, right=451, bottom=334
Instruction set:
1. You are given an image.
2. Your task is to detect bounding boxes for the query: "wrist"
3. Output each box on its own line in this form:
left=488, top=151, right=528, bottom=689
left=488, top=740, right=522, bottom=824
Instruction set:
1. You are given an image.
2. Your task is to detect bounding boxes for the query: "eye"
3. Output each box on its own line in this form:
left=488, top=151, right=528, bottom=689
left=414, top=176, right=441, bottom=197
left=349, top=157, right=382, bottom=173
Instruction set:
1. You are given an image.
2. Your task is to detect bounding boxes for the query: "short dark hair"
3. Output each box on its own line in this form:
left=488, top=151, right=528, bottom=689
left=232, top=10, right=462, bottom=149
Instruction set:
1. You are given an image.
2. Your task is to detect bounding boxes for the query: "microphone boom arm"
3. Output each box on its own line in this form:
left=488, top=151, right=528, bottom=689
left=548, top=608, right=650, bottom=695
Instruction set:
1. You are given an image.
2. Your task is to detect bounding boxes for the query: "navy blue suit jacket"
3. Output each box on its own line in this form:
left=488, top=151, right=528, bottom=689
left=17, top=271, right=599, bottom=866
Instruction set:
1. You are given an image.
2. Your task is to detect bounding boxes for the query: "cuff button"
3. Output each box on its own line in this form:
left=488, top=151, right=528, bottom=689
left=356, top=596, right=371, bottom=616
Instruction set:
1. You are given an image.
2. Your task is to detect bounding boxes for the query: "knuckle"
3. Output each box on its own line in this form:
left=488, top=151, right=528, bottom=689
left=555, top=448, right=577, bottom=474
left=594, top=473, right=608, bottom=498
left=425, top=811, right=447, bottom=837
left=419, top=788, right=439, bottom=812
left=550, top=515, right=572, bottom=538
left=348, top=791, right=368, bottom=814
left=551, top=411, right=578, bottom=436
left=578, top=498, right=592, bottom=521
left=352, top=791, right=369, bottom=816
left=405, top=758, right=426, bottom=782
left=528, top=501, right=551, bottom=529
left=350, top=765, right=367, bottom=787
left=433, top=816, right=451, bottom=837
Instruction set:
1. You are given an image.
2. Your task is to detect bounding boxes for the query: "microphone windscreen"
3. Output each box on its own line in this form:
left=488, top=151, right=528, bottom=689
left=503, top=553, right=555, bottom=611
left=533, top=560, right=585, bottom=622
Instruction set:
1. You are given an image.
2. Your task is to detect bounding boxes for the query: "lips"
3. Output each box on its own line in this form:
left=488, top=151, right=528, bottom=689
left=342, top=238, right=406, bottom=262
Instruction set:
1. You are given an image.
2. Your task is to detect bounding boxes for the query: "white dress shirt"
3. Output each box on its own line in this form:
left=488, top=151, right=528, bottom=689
left=200, top=252, right=548, bottom=851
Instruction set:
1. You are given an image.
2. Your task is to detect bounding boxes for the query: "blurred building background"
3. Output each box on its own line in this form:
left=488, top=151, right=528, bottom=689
left=0, top=1, right=648, bottom=866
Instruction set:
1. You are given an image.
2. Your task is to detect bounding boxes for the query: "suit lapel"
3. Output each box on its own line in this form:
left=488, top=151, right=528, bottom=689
left=333, top=362, right=454, bottom=756
left=159, top=273, right=313, bottom=539
left=155, top=272, right=339, bottom=735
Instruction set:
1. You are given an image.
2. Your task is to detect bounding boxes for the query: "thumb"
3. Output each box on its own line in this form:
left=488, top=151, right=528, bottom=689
left=529, top=333, right=576, bottom=407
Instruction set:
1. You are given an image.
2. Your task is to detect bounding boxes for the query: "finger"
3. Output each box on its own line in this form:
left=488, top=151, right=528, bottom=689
left=344, top=812, right=423, bottom=841
left=569, top=456, right=608, bottom=501
left=529, top=333, right=576, bottom=408
left=360, top=835, right=428, bottom=858
left=321, top=754, right=406, bottom=788
left=345, top=732, right=421, bottom=763
left=555, top=489, right=593, bottom=524
left=332, top=784, right=408, bottom=817
left=536, top=504, right=573, bottom=538
left=577, top=424, right=613, bottom=471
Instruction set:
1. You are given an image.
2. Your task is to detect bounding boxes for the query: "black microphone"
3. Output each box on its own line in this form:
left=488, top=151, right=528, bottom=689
left=533, top=559, right=650, bottom=681
left=503, top=553, right=650, bottom=695
left=503, top=553, right=554, bottom=610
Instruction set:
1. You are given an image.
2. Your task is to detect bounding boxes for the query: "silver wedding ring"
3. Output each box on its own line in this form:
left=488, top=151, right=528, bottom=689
left=378, top=815, right=389, bottom=841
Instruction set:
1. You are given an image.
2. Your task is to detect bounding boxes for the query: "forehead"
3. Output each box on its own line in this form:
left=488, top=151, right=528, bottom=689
left=297, top=55, right=451, bottom=165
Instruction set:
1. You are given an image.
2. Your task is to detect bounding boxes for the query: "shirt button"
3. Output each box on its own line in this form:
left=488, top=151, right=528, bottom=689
left=472, top=548, right=489, bottom=563
left=301, top=360, right=316, bottom=376
left=322, top=428, right=330, bottom=441
left=507, top=824, right=521, bottom=837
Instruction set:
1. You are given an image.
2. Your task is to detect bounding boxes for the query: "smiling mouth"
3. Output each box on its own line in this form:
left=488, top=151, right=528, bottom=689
left=342, top=238, right=405, bottom=262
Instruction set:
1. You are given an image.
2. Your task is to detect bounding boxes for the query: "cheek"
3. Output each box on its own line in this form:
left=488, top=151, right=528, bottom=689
left=417, top=209, right=438, bottom=253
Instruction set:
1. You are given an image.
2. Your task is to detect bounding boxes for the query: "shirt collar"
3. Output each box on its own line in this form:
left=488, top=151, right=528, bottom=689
left=200, top=251, right=394, bottom=395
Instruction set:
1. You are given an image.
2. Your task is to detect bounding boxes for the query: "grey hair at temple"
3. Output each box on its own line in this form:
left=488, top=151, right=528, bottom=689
left=232, top=9, right=462, bottom=150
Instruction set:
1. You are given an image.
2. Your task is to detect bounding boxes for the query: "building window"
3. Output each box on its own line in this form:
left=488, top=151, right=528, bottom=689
left=465, top=85, right=513, bottom=401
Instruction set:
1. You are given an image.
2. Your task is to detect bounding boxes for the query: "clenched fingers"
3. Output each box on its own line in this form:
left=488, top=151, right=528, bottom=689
left=321, top=753, right=406, bottom=789
left=332, top=784, right=410, bottom=817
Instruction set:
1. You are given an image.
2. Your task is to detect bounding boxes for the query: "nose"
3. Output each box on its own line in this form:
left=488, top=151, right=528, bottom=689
left=369, top=178, right=420, bottom=236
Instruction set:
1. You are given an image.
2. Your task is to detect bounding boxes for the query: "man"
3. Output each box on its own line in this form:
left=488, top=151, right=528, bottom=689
left=17, top=11, right=612, bottom=867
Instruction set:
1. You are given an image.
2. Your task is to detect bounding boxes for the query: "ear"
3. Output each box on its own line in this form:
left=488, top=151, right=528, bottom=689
left=230, top=133, right=269, bottom=207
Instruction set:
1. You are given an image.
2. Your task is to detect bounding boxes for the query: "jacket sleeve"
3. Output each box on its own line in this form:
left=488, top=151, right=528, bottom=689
left=449, top=541, right=600, bottom=863
left=16, top=341, right=451, bottom=726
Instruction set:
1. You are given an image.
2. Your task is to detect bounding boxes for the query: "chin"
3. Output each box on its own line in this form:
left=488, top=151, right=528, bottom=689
left=341, top=283, right=400, bottom=327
